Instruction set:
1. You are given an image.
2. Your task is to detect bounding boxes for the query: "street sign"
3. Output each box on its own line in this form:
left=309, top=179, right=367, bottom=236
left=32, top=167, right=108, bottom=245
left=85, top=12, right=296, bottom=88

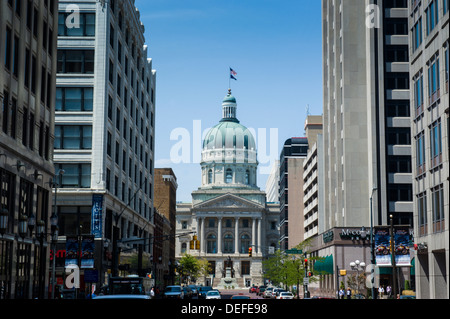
left=286, top=248, right=303, bottom=254
left=303, top=277, right=309, bottom=285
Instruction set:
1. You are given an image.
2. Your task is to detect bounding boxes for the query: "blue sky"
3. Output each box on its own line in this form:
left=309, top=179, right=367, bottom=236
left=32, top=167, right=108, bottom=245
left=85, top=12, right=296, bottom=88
left=134, top=0, right=323, bottom=202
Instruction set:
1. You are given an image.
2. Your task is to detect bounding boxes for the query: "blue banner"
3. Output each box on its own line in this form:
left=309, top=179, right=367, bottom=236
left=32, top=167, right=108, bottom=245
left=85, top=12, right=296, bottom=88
left=91, top=194, right=103, bottom=238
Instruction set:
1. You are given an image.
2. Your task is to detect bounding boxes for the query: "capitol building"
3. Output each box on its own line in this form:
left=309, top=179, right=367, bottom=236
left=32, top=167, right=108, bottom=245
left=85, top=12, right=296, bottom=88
left=175, top=89, right=279, bottom=288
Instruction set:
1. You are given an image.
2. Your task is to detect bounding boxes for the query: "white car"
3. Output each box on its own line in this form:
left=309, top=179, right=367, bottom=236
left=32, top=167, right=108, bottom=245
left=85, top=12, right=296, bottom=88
left=263, top=288, right=274, bottom=298
left=205, top=290, right=221, bottom=299
left=277, top=292, right=294, bottom=299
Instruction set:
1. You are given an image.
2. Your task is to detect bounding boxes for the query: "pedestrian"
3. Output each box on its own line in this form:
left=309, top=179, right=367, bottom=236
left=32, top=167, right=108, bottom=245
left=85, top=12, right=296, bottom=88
left=378, top=286, right=384, bottom=298
left=150, top=287, right=155, bottom=299
left=339, top=288, right=345, bottom=299
left=386, top=285, right=391, bottom=298
left=346, top=288, right=352, bottom=299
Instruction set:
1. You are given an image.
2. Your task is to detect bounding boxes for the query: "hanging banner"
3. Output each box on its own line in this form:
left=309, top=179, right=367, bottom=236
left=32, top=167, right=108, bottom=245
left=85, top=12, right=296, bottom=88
left=374, top=227, right=391, bottom=266
left=394, top=227, right=411, bottom=266
left=91, top=194, right=103, bottom=238
left=81, top=235, right=95, bottom=268
left=65, top=236, right=79, bottom=267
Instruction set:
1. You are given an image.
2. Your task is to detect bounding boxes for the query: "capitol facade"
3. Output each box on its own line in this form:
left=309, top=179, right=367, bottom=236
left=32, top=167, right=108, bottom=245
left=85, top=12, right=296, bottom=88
left=175, top=90, right=279, bottom=288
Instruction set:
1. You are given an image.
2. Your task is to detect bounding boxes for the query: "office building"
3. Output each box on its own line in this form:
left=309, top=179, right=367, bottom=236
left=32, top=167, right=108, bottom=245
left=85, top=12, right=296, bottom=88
left=0, top=0, right=58, bottom=299
left=409, top=0, right=449, bottom=299
left=53, top=0, right=156, bottom=291
left=278, top=137, right=308, bottom=250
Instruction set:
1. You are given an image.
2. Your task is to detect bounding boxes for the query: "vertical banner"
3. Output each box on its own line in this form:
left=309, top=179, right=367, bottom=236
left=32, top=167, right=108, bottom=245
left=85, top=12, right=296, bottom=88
left=374, top=227, right=391, bottom=266
left=81, top=235, right=95, bottom=268
left=91, top=194, right=103, bottom=238
left=65, top=236, right=79, bottom=267
left=394, top=227, right=411, bottom=266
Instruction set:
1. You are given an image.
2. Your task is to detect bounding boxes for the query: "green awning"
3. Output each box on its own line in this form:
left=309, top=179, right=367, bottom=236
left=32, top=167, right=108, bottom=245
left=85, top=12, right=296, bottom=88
left=314, top=255, right=334, bottom=275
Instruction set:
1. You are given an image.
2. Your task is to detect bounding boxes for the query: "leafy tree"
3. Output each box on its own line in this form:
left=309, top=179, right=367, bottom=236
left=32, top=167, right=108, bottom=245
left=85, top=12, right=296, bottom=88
left=177, top=254, right=210, bottom=284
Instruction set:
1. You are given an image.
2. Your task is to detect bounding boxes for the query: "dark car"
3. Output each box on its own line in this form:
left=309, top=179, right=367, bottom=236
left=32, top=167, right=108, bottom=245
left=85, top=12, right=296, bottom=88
left=188, top=285, right=198, bottom=297
left=163, top=285, right=184, bottom=299
left=198, top=286, right=213, bottom=298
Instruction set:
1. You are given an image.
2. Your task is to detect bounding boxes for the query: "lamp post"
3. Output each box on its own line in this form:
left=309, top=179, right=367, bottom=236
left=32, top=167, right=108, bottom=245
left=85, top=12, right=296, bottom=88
left=369, top=187, right=377, bottom=299
left=350, top=260, right=366, bottom=297
left=51, top=169, right=64, bottom=299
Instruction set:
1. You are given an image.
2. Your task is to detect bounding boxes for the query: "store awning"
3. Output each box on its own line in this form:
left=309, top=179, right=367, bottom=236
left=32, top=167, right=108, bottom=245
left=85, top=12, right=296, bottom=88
left=314, top=255, right=334, bottom=275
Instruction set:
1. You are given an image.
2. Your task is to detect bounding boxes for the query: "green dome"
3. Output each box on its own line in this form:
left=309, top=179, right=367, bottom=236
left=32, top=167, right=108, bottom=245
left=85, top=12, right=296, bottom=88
left=222, top=94, right=236, bottom=103
left=203, top=121, right=256, bottom=150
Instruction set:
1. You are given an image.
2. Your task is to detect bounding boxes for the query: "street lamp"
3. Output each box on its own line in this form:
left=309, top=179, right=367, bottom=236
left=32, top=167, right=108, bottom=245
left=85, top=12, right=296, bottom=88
left=350, top=260, right=366, bottom=297
left=369, top=187, right=377, bottom=299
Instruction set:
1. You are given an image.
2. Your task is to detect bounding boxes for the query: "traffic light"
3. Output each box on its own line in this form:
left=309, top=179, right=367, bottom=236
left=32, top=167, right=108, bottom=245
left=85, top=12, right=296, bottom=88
left=248, top=247, right=252, bottom=257
left=308, top=271, right=313, bottom=277
left=190, top=235, right=200, bottom=250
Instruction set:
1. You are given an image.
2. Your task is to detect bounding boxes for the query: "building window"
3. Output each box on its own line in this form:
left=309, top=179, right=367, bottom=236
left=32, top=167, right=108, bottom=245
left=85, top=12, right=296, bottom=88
left=245, top=170, right=250, bottom=184
left=57, top=50, right=94, bottom=74
left=207, top=234, right=217, bottom=254
left=428, top=54, right=440, bottom=102
left=223, top=234, right=234, bottom=253
left=432, top=185, right=444, bottom=233
left=430, top=119, right=442, bottom=167
left=416, top=132, right=426, bottom=175
left=225, top=168, right=232, bottom=184
left=240, top=234, right=250, bottom=254
left=58, top=206, right=91, bottom=236
left=413, top=72, right=424, bottom=116
left=55, top=164, right=91, bottom=188
left=417, top=192, right=427, bottom=236
left=412, top=17, right=422, bottom=51
left=208, top=169, right=212, bottom=184
left=425, top=0, right=439, bottom=35
left=54, top=125, right=92, bottom=149
left=56, top=87, right=93, bottom=111
left=58, top=12, right=95, bottom=36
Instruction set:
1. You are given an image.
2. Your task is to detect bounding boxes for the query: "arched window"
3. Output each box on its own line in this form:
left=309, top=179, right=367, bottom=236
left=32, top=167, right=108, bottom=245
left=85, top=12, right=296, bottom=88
left=240, top=234, right=250, bottom=254
left=208, top=169, right=213, bottom=184
left=225, top=168, right=232, bottom=184
left=207, top=234, right=217, bottom=253
left=245, top=170, right=250, bottom=184
left=223, top=234, right=234, bottom=253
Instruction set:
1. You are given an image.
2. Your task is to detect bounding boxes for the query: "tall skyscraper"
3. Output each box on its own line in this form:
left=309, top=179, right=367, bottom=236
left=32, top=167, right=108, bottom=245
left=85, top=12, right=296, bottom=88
left=278, top=137, right=308, bottom=249
left=322, top=0, right=413, bottom=232
left=1, top=0, right=58, bottom=299
left=409, top=0, right=449, bottom=299
left=54, top=0, right=156, bottom=288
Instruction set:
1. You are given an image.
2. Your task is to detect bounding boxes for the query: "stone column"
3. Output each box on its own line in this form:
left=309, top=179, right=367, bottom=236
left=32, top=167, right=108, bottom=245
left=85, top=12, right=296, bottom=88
left=217, top=217, right=222, bottom=254
left=234, top=217, right=239, bottom=254
left=257, top=217, right=262, bottom=254
left=199, top=217, right=205, bottom=254
left=252, top=217, right=256, bottom=253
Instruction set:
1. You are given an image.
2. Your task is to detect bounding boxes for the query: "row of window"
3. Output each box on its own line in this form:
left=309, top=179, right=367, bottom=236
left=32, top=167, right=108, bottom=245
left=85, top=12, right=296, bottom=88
left=2, top=90, right=51, bottom=160
left=207, top=168, right=250, bottom=184
left=413, top=45, right=449, bottom=114
left=411, top=0, right=449, bottom=52
left=417, top=184, right=446, bottom=236
left=416, top=118, right=443, bottom=174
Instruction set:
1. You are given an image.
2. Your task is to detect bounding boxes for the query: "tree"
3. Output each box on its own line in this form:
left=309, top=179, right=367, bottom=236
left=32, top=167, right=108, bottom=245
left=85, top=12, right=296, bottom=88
left=177, top=254, right=210, bottom=284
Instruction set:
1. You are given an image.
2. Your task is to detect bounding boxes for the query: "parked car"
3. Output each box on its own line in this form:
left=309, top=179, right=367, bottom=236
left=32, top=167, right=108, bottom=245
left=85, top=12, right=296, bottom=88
left=163, top=285, right=184, bottom=299
left=188, top=285, right=198, bottom=297
left=277, top=292, right=294, bottom=299
left=205, top=290, right=221, bottom=299
left=249, top=286, right=257, bottom=293
left=256, top=286, right=266, bottom=296
left=263, top=287, right=274, bottom=298
left=198, top=286, right=213, bottom=298
left=271, top=288, right=285, bottom=299
left=183, top=286, right=193, bottom=299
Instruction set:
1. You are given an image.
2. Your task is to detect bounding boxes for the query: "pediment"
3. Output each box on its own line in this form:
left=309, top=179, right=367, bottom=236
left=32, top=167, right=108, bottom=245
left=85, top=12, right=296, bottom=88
left=193, top=193, right=263, bottom=210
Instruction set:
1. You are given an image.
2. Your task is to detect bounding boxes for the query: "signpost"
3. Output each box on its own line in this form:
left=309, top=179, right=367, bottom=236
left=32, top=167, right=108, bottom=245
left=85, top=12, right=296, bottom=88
left=285, top=248, right=303, bottom=254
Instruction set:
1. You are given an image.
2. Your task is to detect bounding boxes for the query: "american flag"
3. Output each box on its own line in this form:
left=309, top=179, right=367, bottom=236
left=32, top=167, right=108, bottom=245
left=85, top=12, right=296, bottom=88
left=230, top=68, right=237, bottom=80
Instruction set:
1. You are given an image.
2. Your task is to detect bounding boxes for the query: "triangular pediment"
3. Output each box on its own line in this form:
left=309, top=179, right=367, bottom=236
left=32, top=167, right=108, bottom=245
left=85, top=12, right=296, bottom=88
left=193, top=193, right=264, bottom=210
